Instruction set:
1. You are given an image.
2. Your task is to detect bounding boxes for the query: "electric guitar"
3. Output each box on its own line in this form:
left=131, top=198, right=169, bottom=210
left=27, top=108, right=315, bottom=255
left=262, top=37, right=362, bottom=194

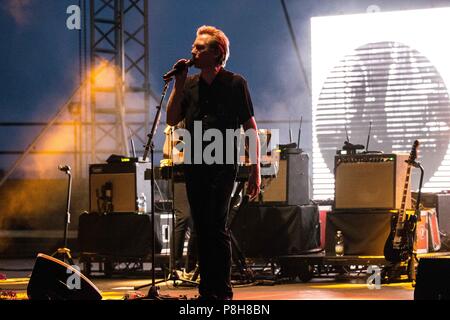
left=384, top=140, right=419, bottom=263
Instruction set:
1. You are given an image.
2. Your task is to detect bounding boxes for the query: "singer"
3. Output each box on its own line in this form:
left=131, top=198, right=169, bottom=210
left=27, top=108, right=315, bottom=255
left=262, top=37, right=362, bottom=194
left=166, top=25, right=260, bottom=300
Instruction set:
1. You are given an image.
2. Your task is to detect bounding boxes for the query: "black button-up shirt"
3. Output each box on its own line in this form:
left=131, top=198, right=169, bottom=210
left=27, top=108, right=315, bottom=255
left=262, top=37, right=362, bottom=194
left=180, top=68, right=254, bottom=165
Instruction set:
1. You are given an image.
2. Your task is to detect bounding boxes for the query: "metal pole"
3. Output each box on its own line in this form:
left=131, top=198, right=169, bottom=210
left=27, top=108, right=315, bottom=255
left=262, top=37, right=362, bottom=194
left=64, top=170, right=73, bottom=248
left=89, top=0, right=96, bottom=163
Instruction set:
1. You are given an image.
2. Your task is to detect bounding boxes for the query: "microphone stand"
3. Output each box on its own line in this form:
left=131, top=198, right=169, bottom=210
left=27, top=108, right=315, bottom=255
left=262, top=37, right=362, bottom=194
left=52, top=166, right=74, bottom=265
left=138, top=79, right=180, bottom=300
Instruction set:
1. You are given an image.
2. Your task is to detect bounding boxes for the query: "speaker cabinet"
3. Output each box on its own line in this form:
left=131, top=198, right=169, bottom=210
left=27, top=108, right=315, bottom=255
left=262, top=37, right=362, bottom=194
left=415, top=257, right=450, bottom=300
left=89, top=162, right=151, bottom=213
left=27, top=253, right=102, bottom=300
left=78, top=212, right=163, bottom=256
left=325, top=211, right=392, bottom=255
left=437, top=194, right=450, bottom=235
left=258, top=149, right=309, bottom=205
left=334, top=154, right=411, bottom=210
left=230, top=205, right=320, bottom=258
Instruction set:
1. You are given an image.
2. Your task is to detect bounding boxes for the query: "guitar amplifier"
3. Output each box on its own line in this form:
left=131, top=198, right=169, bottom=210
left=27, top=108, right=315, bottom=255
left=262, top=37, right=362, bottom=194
left=253, top=149, right=310, bottom=205
left=334, top=153, right=411, bottom=210
left=89, top=162, right=152, bottom=213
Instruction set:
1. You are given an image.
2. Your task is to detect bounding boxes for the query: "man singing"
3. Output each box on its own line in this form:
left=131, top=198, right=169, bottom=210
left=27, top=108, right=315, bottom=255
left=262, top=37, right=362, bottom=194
left=166, top=25, right=260, bottom=300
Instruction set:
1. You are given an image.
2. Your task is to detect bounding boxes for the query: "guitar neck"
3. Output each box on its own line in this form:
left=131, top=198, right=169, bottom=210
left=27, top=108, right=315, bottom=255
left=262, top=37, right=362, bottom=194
left=397, top=163, right=412, bottom=225
left=392, top=141, right=418, bottom=249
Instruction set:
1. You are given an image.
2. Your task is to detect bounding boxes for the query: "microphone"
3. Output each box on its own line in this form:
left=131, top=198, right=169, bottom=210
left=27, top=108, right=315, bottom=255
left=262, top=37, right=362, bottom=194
left=58, top=164, right=71, bottom=173
left=163, top=59, right=194, bottom=81
left=343, top=141, right=365, bottom=151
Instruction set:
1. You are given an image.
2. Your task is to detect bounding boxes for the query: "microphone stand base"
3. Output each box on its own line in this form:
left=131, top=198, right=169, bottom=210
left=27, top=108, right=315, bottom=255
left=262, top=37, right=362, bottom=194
left=147, top=285, right=161, bottom=299
left=145, top=285, right=184, bottom=300
left=52, top=247, right=74, bottom=266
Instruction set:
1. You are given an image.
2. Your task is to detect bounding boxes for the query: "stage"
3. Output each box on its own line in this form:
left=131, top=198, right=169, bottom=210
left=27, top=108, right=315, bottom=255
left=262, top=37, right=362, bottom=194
left=0, top=257, right=418, bottom=301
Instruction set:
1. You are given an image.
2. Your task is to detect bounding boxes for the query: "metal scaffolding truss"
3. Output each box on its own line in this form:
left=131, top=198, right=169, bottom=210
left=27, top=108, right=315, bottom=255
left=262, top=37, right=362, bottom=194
left=0, top=0, right=151, bottom=186
left=89, top=0, right=150, bottom=163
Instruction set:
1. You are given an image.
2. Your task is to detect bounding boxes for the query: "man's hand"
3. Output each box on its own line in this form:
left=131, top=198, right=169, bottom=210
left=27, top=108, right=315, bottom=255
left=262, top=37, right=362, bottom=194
left=166, top=59, right=190, bottom=126
left=247, top=165, right=261, bottom=201
left=173, top=59, right=189, bottom=85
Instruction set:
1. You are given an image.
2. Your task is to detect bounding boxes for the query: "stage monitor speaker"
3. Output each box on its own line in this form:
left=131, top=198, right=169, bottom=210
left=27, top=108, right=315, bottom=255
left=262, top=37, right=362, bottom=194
left=414, top=257, right=450, bottom=300
left=27, top=253, right=102, bottom=300
left=89, top=162, right=151, bottom=213
left=334, top=153, right=411, bottom=210
left=258, top=149, right=309, bottom=205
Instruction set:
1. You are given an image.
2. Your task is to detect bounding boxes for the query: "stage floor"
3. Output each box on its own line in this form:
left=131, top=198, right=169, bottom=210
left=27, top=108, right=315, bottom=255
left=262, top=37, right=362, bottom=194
left=0, top=258, right=415, bottom=300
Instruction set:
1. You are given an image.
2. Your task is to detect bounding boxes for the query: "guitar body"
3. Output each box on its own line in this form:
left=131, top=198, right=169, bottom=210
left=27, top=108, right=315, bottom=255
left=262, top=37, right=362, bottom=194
left=384, top=214, right=416, bottom=263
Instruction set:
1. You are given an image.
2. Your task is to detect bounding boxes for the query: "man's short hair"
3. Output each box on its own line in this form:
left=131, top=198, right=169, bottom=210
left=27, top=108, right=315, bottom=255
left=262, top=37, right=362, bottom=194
left=197, top=25, right=230, bottom=67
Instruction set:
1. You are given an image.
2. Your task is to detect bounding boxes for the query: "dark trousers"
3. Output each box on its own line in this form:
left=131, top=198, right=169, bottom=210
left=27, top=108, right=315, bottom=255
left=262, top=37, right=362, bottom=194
left=184, top=164, right=237, bottom=298
left=174, top=206, right=197, bottom=272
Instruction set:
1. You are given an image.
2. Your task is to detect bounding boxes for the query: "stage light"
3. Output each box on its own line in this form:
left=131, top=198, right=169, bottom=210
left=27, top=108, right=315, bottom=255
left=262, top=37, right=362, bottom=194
left=90, top=60, right=118, bottom=88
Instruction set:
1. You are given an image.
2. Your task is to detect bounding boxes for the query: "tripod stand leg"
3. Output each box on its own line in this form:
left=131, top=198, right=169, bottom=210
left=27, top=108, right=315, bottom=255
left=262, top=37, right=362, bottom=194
left=230, top=231, right=254, bottom=282
left=190, top=264, right=200, bottom=282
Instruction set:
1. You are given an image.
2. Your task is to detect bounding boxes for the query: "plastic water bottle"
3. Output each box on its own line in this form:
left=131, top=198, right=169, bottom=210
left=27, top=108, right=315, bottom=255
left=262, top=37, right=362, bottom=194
left=335, top=230, right=344, bottom=256
left=137, top=193, right=147, bottom=214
